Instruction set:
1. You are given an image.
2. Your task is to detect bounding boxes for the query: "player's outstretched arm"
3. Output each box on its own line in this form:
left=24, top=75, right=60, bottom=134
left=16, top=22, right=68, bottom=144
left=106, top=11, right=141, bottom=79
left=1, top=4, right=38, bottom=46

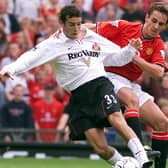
left=102, top=37, right=142, bottom=67
left=133, top=54, right=165, bottom=79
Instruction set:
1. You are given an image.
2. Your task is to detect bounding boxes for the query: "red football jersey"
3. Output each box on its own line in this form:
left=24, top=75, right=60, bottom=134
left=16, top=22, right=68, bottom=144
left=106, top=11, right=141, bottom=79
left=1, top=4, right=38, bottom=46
left=98, top=20, right=167, bottom=81
left=33, top=99, right=64, bottom=142
left=28, top=80, right=45, bottom=107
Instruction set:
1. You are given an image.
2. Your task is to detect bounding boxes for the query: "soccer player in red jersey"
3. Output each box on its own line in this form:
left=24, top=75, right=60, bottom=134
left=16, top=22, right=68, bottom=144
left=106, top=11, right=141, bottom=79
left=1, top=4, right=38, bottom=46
left=87, top=4, right=168, bottom=168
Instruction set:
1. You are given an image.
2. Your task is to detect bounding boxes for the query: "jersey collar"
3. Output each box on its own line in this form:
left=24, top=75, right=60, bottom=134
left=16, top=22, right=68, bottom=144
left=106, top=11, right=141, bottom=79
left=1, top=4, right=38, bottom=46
left=59, top=27, right=93, bottom=42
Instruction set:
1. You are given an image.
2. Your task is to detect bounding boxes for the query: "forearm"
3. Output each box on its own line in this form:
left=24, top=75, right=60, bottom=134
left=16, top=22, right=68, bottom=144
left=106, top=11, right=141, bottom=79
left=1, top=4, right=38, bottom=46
left=2, top=38, right=56, bottom=76
left=2, top=50, right=43, bottom=75
left=103, top=44, right=137, bottom=66
left=133, top=56, right=164, bottom=79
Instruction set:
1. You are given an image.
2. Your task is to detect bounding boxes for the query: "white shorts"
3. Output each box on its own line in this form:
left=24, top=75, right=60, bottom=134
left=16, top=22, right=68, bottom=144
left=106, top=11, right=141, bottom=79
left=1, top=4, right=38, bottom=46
left=107, top=72, right=154, bottom=107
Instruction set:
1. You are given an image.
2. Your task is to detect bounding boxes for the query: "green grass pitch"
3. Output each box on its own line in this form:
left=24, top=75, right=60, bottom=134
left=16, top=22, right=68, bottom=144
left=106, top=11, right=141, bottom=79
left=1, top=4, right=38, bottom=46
left=0, top=158, right=167, bottom=168
left=0, top=158, right=111, bottom=168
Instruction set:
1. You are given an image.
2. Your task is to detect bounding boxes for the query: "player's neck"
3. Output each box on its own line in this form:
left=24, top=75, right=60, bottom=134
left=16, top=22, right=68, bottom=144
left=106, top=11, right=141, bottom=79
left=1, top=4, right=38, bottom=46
left=141, top=25, right=154, bottom=40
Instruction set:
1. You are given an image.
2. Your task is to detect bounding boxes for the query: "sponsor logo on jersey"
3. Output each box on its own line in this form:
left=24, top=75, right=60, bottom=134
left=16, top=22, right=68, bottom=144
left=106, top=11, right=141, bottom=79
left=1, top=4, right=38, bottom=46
left=146, top=48, right=153, bottom=55
left=68, top=50, right=100, bottom=60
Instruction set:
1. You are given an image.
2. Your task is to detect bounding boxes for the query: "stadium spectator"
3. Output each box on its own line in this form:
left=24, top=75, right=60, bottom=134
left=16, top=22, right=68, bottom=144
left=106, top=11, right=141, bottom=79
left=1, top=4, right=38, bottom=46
left=0, top=42, right=22, bottom=68
left=71, top=0, right=94, bottom=23
left=4, top=73, right=30, bottom=103
left=39, top=0, right=63, bottom=18
left=45, top=14, right=60, bottom=36
left=33, top=17, right=47, bottom=43
left=0, top=84, right=34, bottom=142
left=10, top=17, right=35, bottom=52
left=0, top=5, right=152, bottom=168
left=27, top=67, right=52, bottom=107
left=88, top=3, right=168, bottom=167
left=121, top=0, right=145, bottom=23
left=0, top=17, right=8, bottom=60
left=33, top=83, right=64, bottom=143
left=0, top=0, right=20, bottom=34
left=160, top=24, right=168, bottom=42
left=54, top=84, right=70, bottom=107
left=92, top=0, right=111, bottom=14
left=0, top=81, right=6, bottom=109
left=14, top=0, right=40, bottom=22
left=5, top=0, right=14, bottom=14
left=96, top=0, right=124, bottom=22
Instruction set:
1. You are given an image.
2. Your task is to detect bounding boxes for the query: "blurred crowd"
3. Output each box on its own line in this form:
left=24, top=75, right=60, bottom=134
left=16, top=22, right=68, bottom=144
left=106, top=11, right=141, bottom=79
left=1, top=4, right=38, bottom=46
left=0, top=0, right=168, bottom=143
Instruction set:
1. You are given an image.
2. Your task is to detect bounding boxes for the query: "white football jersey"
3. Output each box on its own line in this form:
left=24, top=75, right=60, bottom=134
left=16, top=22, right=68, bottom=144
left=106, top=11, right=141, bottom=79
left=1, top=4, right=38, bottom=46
left=2, top=27, right=136, bottom=92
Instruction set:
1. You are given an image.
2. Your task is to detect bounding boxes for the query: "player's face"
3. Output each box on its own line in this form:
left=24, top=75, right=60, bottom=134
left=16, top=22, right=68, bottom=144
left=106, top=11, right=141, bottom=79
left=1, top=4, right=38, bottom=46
left=143, top=10, right=167, bottom=38
left=62, top=17, right=82, bottom=39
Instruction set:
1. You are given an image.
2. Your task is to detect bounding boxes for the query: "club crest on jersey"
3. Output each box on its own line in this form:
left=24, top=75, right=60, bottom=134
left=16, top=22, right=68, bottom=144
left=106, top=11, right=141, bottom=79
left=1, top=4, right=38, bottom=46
left=92, top=42, right=100, bottom=51
left=146, top=48, right=153, bottom=55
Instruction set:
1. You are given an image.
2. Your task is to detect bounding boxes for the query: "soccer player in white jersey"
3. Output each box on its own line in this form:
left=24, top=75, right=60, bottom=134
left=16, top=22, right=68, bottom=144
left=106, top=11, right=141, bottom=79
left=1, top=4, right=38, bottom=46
left=0, top=5, right=152, bottom=168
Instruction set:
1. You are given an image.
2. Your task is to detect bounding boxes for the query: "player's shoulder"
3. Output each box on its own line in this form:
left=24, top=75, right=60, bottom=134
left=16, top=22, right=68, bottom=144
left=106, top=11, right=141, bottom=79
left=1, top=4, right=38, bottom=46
left=98, top=20, right=141, bottom=28
left=155, top=34, right=164, bottom=41
left=49, top=30, right=64, bottom=43
left=154, top=35, right=165, bottom=47
left=40, top=30, right=64, bottom=47
left=50, top=30, right=62, bottom=39
left=117, top=20, right=141, bottom=28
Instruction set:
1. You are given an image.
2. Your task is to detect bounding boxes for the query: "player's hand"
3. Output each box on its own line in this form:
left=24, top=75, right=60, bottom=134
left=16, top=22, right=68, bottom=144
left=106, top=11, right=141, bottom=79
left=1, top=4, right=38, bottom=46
left=0, top=70, right=14, bottom=80
left=129, top=38, right=142, bottom=51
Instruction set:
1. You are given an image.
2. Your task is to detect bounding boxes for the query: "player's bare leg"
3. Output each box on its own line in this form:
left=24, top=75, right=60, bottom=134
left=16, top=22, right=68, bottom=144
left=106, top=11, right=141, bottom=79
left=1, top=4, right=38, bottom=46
left=85, top=128, right=123, bottom=166
left=140, top=100, right=168, bottom=168
left=107, top=111, right=152, bottom=167
left=117, top=87, right=143, bottom=141
left=118, top=88, right=161, bottom=159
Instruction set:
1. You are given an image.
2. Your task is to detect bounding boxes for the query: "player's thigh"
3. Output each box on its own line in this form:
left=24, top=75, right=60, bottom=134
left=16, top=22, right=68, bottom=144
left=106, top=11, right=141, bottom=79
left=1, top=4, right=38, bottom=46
left=140, top=100, right=168, bottom=131
left=132, top=83, right=154, bottom=107
left=107, top=72, right=131, bottom=94
left=107, top=72, right=138, bottom=106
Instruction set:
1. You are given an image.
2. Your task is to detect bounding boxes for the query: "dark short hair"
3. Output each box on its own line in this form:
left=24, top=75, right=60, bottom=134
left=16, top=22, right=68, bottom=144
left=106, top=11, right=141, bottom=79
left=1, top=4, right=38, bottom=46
left=59, top=5, right=82, bottom=23
left=148, top=4, right=168, bottom=23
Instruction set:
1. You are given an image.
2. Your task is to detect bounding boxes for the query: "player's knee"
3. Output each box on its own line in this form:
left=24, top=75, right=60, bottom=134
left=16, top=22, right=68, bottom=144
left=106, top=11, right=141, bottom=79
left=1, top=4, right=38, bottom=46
left=123, top=92, right=139, bottom=108
left=153, top=118, right=168, bottom=131
left=128, top=96, right=139, bottom=107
